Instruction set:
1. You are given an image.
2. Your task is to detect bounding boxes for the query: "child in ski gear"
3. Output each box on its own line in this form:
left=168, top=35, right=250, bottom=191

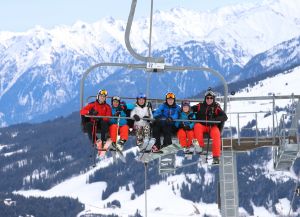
left=80, top=89, right=112, bottom=146
left=152, top=92, right=180, bottom=152
left=191, top=89, right=228, bottom=164
left=130, top=93, right=153, bottom=147
left=175, top=100, right=195, bottom=153
left=109, top=96, right=129, bottom=151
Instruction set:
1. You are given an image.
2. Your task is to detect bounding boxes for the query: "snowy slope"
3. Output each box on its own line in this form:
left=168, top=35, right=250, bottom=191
left=224, top=66, right=300, bottom=131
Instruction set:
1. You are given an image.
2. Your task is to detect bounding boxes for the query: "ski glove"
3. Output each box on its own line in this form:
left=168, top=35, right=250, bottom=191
left=154, top=116, right=161, bottom=123
left=188, top=113, right=194, bottom=120
left=147, top=102, right=152, bottom=110
left=133, top=114, right=140, bottom=121
left=183, top=125, right=191, bottom=131
left=115, top=111, right=121, bottom=116
left=143, top=116, right=151, bottom=122
left=88, top=108, right=98, bottom=116
left=166, top=117, right=173, bottom=123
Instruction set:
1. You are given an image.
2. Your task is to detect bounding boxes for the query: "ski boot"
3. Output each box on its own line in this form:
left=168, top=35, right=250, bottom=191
left=151, top=144, right=161, bottom=153
left=212, top=157, right=220, bottom=165
left=116, top=139, right=126, bottom=151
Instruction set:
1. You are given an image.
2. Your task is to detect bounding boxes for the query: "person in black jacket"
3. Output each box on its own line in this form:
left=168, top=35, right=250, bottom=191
left=192, top=89, right=227, bottom=164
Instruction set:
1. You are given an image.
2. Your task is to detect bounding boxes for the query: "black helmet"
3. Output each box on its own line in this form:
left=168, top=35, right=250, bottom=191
left=111, top=96, right=121, bottom=105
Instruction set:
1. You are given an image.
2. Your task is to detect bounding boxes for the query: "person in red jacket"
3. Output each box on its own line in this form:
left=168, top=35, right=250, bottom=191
left=80, top=89, right=112, bottom=147
left=192, top=89, right=227, bottom=164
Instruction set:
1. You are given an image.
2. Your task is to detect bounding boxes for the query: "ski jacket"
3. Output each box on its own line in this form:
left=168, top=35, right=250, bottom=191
left=110, top=106, right=127, bottom=126
left=175, top=111, right=195, bottom=129
left=80, top=101, right=112, bottom=122
left=191, top=101, right=227, bottom=126
left=153, top=102, right=180, bottom=121
left=130, top=104, right=153, bottom=127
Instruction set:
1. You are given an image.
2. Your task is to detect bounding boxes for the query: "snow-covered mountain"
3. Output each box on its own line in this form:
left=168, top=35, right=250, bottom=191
left=1, top=0, right=300, bottom=126
left=242, top=35, right=300, bottom=79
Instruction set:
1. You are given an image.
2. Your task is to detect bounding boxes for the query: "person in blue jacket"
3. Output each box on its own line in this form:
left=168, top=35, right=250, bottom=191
left=175, top=100, right=196, bottom=153
left=109, top=96, right=129, bottom=151
left=152, top=92, right=180, bottom=152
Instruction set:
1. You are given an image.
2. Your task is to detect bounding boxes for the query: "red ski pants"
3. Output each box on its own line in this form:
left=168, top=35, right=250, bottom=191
left=109, top=124, right=129, bottom=143
left=194, top=123, right=221, bottom=157
left=177, top=129, right=194, bottom=148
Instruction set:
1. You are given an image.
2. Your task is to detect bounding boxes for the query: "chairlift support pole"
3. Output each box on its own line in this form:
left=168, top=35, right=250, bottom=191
left=144, top=162, right=148, bottom=217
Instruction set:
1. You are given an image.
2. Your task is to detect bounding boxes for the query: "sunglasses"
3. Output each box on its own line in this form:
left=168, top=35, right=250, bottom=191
left=206, top=96, right=214, bottom=100
left=166, top=93, right=175, bottom=99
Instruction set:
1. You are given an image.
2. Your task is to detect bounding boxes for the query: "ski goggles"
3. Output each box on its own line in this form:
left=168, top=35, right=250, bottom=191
left=206, top=96, right=214, bottom=100
left=99, top=89, right=108, bottom=96
left=166, top=92, right=175, bottom=99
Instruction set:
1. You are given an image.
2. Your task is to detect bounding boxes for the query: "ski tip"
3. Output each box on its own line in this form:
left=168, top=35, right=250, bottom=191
left=152, top=150, right=163, bottom=154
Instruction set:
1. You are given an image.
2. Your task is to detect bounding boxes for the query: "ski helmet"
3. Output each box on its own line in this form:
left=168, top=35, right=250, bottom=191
left=136, top=93, right=147, bottom=100
left=204, top=88, right=215, bottom=100
left=181, top=100, right=190, bottom=108
left=97, top=89, right=108, bottom=102
left=165, top=92, right=176, bottom=100
left=136, top=93, right=147, bottom=106
left=111, top=96, right=121, bottom=105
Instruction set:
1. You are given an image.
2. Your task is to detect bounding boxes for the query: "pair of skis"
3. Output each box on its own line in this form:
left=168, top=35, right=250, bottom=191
left=100, top=113, right=126, bottom=163
left=96, top=139, right=126, bottom=163
left=183, top=143, right=203, bottom=160
left=138, top=138, right=163, bottom=162
left=184, top=146, right=219, bottom=167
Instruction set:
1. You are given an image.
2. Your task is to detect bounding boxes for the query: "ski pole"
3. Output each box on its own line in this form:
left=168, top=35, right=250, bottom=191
left=116, top=113, right=121, bottom=144
left=206, top=126, right=211, bottom=163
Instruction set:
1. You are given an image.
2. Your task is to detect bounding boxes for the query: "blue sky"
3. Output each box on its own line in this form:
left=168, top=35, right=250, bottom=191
left=0, top=0, right=259, bottom=32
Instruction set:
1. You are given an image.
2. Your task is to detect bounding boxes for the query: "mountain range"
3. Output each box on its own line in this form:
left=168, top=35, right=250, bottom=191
left=0, top=0, right=300, bottom=126
left=1, top=2, right=300, bottom=215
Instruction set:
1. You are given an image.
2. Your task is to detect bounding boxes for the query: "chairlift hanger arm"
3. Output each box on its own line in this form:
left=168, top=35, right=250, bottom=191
left=80, top=62, right=146, bottom=109
left=125, top=0, right=164, bottom=63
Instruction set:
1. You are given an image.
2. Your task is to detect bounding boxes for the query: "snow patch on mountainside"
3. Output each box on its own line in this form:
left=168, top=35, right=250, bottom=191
left=224, top=66, right=300, bottom=132
left=16, top=147, right=220, bottom=217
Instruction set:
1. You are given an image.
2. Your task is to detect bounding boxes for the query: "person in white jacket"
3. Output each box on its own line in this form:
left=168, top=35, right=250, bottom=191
left=130, top=93, right=153, bottom=147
